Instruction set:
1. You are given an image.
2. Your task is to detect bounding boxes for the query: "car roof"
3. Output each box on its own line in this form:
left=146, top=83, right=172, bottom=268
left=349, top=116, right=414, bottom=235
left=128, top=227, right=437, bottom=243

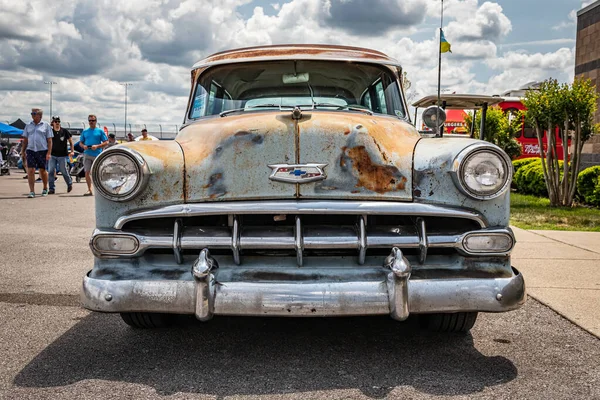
left=192, top=44, right=401, bottom=69
left=412, top=94, right=505, bottom=109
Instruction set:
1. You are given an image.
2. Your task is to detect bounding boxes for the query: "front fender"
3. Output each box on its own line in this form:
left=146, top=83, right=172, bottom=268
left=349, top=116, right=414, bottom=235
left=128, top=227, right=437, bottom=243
left=412, top=138, right=510, bottom=227
left=95, top=141, right=185, bottom=229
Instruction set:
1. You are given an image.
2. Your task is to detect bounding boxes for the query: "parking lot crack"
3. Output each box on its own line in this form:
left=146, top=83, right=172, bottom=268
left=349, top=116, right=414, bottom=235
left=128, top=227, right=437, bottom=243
left=0, top=293, right=80, bottom=307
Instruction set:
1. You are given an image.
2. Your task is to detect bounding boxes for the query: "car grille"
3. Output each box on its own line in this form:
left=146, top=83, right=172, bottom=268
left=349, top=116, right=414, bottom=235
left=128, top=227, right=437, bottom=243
left=109, top=201, right=487, bottom=266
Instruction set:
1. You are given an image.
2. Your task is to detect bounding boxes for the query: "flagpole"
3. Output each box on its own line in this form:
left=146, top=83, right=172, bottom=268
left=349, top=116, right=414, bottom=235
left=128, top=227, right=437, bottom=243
left=436, top=0, right=444, bottom=137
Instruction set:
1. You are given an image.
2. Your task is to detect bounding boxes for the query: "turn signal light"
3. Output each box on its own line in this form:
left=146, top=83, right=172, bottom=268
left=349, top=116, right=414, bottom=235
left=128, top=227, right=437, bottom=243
left=463, top=233, right=513, bottom=253
left=93, top=235, right=139, bottom=254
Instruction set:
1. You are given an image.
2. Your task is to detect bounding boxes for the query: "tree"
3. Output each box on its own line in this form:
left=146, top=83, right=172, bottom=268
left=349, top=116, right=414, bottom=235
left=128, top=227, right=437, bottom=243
left=401, top=71, right=416, bottom=104
left=523, top=78, right=599, bottom=207
left=464, top=107, right=523, bottom=159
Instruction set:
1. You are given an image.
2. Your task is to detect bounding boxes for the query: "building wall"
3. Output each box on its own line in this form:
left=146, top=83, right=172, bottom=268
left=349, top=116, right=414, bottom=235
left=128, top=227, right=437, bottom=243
left=576, top=0, right=600, bottom=169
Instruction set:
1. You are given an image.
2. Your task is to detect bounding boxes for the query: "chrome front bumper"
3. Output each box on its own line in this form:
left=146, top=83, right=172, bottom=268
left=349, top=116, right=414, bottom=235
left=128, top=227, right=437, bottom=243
left=81, top=248, right=526, bottom=320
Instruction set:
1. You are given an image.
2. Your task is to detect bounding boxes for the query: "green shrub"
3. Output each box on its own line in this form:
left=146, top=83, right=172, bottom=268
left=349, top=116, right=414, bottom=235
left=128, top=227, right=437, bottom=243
left=577, top=166, right=600, bottom=206
left=512, top=158, right=539, bottom=175
left=513, top=159, right=564, bottom=196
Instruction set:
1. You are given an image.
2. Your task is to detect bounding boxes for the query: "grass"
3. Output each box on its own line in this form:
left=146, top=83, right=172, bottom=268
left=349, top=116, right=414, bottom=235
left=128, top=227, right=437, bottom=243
left=510, top=193, right=600, bottom=231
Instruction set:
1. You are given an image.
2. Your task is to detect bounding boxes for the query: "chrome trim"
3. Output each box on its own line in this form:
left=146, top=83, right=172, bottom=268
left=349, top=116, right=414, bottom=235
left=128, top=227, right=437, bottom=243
left=192, top=248, right=218, bottom=321
left=232, top=216, right=240, bottom=265
left=114, top=201, right=488, bottom=230
left=462, top=231, right=514, bottom=254
left=385, top=248, right=411, bottom=320
left=91, top=147, right=151, bottom=202
left=358, top=216, right=366, bottom=265
left=90, top=227, right=515, bottom=259
left=81, top=267, right=526, bottom=317
left=268, top=163, right=328, bottom=184
left=89, top=232, right=140, bottom=257
left=173, top=219, right=183, bottom=264
left=416, top=217, right=428, bottom=264
left=451, top=143, right=513, bottom=201
left=295, top=216, right=303, bottom=267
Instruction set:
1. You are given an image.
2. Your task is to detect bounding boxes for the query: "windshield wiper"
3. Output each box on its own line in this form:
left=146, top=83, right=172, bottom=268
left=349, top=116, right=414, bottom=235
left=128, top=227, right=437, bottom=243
left=219, top=104, right=292, bottom=117
left=297, top=103, right=374, bottom=115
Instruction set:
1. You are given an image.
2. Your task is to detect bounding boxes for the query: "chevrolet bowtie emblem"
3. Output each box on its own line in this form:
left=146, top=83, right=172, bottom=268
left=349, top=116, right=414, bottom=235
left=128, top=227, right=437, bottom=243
left=268, top=163, right=327, bottom=184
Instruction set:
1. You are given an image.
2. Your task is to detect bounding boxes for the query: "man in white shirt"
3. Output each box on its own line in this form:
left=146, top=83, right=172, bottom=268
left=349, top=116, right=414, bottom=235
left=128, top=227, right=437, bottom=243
left=21, top=108, right=53, bottom=198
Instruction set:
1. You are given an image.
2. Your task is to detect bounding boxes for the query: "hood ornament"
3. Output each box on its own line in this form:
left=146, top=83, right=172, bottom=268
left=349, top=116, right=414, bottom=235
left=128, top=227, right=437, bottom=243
left=268, top=163, right=327, bottom=184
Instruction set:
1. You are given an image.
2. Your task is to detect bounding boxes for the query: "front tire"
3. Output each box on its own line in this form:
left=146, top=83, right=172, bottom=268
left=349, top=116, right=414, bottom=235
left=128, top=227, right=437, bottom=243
left=420, top=312, right=478, bottom=333
left=120, top=312, right=173, bottom=328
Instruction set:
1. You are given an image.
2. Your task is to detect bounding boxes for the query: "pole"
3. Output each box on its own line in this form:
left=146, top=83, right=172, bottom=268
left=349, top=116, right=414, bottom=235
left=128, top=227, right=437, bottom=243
left=436, top=0, right=444, bottom=137
left=470, top=109, right=477, bottom=138
left=120, top=83, right=133, bottom=136
left=479, top=103, right=488, bottom=141
left=44, top=81, right=57, bottom=119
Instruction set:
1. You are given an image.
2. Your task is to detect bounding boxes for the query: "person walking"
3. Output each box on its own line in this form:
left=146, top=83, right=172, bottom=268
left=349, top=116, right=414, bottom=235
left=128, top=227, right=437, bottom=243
left=21, top=108, right=53, bottom=198
left=79, top=114, right=108, bottom=196
left=127, top=132, right=135, bottom=142
left=47, top=116, right=74, bottom=194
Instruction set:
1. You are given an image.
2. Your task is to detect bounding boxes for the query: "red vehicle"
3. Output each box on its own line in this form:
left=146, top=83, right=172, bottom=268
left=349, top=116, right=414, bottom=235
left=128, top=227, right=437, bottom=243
left=498, top=97, right=570, bottom=160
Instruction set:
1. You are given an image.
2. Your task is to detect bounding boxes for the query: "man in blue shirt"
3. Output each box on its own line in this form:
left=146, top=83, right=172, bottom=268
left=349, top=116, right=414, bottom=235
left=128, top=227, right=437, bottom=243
left=21, top=108, right=53, bottom=198
left=79, top=114, right=108, bottom=196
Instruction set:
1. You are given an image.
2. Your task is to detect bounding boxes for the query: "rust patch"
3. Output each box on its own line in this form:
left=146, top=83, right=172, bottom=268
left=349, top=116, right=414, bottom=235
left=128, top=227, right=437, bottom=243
left=152, top=193, right=159, bottom=201
left=343, top=128, right=351, bottom=135
left=235, top=130, right=251, bottom=137
left=373, top=140, right=389, bottom=162
left=203, top=173, right=223, bottom=188
left=344, top=146, right=407, bottom=194
left=203, top=45, right=389, bottom=63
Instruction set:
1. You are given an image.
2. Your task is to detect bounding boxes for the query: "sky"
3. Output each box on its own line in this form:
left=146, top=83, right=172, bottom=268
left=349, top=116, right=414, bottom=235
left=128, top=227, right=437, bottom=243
left=0, top=0, right=594, bottom=130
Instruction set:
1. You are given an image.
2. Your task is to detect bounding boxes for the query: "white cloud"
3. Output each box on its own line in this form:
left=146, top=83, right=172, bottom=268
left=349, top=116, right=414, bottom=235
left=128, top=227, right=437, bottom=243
left=446, top=1, right=511, bottom=42
left=487, top=48, right=574, bottom=71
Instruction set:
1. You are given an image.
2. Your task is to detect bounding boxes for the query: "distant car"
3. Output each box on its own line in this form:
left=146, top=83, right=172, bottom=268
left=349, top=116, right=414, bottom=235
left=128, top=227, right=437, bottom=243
left=82, top=45, right=525, bottom=332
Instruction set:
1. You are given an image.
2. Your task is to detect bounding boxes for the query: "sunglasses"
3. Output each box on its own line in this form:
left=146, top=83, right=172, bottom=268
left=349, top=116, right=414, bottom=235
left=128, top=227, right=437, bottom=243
left=88, top=119, right=97, bottom=122
left=31, top=112, right=38, bottom=116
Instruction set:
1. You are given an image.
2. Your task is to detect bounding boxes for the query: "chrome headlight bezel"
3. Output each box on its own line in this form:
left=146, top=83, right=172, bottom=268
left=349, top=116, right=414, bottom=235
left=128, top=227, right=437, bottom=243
left=451, top=143, right=512, bottom=200
left=91, top=147, right=150, bottom=202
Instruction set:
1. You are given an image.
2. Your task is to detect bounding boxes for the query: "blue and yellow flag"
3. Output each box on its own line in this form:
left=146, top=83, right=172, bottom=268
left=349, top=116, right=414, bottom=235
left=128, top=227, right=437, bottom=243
left=440, top=29, right=452, bottom=53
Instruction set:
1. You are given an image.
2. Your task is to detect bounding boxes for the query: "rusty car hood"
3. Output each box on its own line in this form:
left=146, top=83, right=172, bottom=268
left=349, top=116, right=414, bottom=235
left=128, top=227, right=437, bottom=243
left=177, top=111, right=420, bottom=202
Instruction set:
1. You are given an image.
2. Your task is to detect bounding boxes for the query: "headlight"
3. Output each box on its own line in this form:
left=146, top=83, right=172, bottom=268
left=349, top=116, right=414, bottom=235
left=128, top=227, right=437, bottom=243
left=452, top=144, right=512, bottom=200
left=92, top=148, right=150, bottom=201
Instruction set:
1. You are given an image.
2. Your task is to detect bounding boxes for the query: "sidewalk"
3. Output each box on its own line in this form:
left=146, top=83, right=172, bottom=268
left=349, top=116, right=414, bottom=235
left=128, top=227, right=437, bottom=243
left=512, top=227, right=600, bottom=338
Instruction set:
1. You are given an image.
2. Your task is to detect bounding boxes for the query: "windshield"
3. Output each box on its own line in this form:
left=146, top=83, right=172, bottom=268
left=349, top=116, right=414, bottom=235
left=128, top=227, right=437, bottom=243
left=189, top=60, right=406, bottom=119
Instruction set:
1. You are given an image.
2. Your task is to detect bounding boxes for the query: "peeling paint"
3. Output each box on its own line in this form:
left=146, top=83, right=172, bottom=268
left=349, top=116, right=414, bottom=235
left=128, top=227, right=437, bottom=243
left=196, top=44, right=393, bottom=67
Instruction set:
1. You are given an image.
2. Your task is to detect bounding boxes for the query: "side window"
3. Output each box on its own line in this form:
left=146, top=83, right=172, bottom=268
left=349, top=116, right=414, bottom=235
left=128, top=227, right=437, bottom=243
left=190, top=85, right=208, bottom=119
left=375, top=80, right=387, bottom=114
left=206, top=83, right=218, bottom=115
left=361, top=91, right=372, bottom=109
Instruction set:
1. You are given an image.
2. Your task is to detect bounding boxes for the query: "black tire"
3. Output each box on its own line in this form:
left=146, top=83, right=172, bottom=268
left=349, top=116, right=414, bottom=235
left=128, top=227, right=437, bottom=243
left=420, top=312, right=478, bottom=333
left=120, top=312, right=173, bottom=328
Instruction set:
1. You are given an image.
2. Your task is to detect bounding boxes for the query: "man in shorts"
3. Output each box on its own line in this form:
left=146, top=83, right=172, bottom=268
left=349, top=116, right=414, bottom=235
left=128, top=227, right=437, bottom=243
left=48, top=116, right=74, bottom=194
left=21, top=108, right=53, bottom=198
left=79, top=114, right=108, bottom=196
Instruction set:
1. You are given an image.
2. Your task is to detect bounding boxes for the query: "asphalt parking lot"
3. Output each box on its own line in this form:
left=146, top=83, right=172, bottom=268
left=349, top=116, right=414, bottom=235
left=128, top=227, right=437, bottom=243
left=1, top=171, right=599, bottom=400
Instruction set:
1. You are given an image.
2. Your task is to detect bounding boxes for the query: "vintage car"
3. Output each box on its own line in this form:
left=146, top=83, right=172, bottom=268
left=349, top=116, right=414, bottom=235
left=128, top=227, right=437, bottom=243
left=82, top=44, right=525, bottom=332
